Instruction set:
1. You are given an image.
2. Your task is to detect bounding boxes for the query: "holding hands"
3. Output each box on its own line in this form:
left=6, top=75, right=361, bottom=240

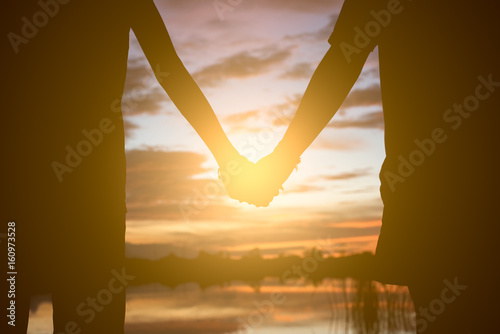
left=219, top=143, right=301, bottom=207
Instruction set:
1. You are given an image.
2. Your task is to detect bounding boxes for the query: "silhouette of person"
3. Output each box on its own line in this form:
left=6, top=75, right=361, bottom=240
left=2, top=1, right=249, bottom=333
left=250, top=0, right=500, bottom=332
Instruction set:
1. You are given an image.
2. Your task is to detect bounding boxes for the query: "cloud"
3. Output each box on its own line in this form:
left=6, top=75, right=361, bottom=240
left=221, top=95, right=300, bottom=134
left=310, top=137, right=363, bottom=151
left=126, top=149, right=207, bottom=204
left=193, top=47, right=292, bottom=86
left=341, top=85, right=382, bottom=109
left=247, top=0, right=343, bottom=13
left=330, top=110, right=384, bottom=130
left=222, top=85, right=383, bottom=136
left=223, top=109, right=262, bottom=124
left=320, top=168, right=372, bottom=181
left=219, top=213, right=383, bottom=256
left=314, top=197, right=383, bottom=227
left=126, top=242, right=198, bottom=260
left=158, top=0, right=343, bottom=15
left=279, top=62, right=315, bottom=80
left=126, top=149, right=239, bottom=221
left=284, top=184, right=325, bottom=194
left=123, top=119, right=140, bottom=137
left=224, top=85, right=382, bottom=133
left=358, top=66, right=380, bottom=82
left=331, top=221, right=382, bottom=229
left=284, top=14, right=339, bottom=43
left=121, top=62, right=171, bottom=116
left=127, top=203, right=240, bottom=221
left=156, top=0, right=200, bottom=11
left=124, top=193, right=384, bottom=259
left=317, top=85, right=384, bottom=130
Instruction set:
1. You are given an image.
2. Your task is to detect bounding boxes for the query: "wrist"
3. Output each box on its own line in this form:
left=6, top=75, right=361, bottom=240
left=274, top=140, right=301, bottom=165
left=212, top=141, right=239, bottom=167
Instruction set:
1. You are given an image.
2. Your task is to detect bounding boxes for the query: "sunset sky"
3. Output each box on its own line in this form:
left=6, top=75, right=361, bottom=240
left=122, top=0, right=385, bottom=260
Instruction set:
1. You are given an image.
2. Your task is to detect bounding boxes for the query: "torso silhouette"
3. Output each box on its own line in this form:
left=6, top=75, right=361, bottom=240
left=5, top=0, right=135, bottom=213
left=2, top=1, right=138, bottom=331
left=330, top=0, right=500, bottom=282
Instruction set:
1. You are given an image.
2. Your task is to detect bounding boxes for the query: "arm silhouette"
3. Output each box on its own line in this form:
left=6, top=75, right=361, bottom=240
left=281, top=47, right=368, bottom=158
left=130, top=1, right=254, bottom=201
left=131, top=0, right=239, bottom=167
left=254, top=46, right=371, bottom=204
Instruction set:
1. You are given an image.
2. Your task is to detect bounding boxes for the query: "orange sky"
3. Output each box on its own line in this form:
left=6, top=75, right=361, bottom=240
left=123, top=0, right=386, bottom=260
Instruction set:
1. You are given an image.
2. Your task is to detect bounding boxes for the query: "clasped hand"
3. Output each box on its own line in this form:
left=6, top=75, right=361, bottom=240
left=219, top=150, right=300, bottom=207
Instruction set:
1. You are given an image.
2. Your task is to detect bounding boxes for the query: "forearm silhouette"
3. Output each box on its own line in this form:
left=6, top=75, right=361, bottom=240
left=132, top=1, right=238, bottom=165
left=253, top=45, right=371, bottom=205
left=132, top=1, right=254, bottom=202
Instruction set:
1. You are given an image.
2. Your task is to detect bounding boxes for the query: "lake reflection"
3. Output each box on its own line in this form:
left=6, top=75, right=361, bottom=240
left=27, top=279, right=415, bottom=334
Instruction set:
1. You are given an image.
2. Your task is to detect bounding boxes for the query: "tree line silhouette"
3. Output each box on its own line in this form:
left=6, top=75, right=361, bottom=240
left=125, top=249, right=415, bottom=333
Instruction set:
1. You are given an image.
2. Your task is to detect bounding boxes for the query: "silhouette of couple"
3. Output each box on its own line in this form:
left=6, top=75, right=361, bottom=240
left=2, top=0, right=499, bottom=333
